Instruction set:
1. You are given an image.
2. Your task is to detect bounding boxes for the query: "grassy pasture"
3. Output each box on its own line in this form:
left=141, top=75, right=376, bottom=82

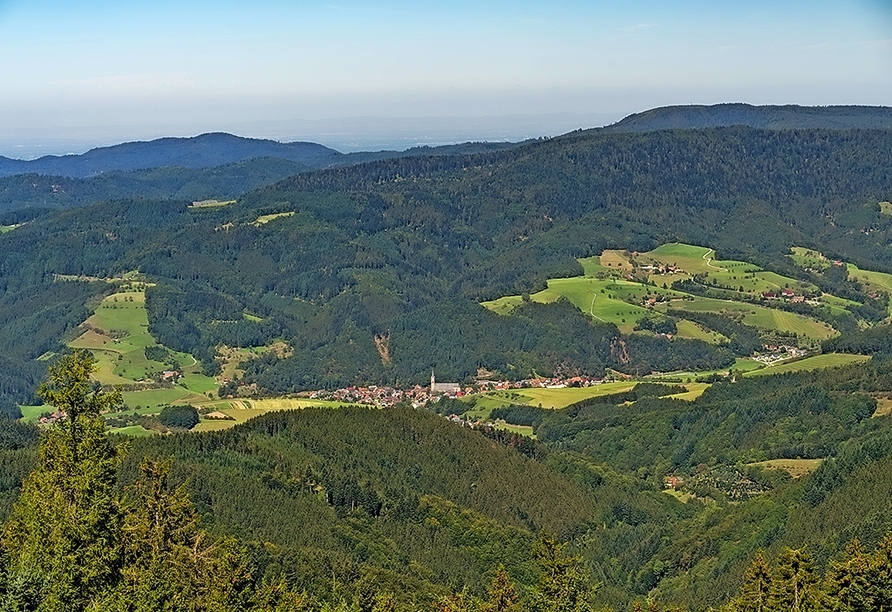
left=189, top=199, right=235, bottom=209
left=252, top=211, right=295, bottom=226
left=847, top=264, right=892, bottom=316
left=533, top=276, right=683, bottom=331
left=789, top=247, right=832, bottom=270
left=467, top=382, right=641, bottom=419
left=673, top=319, right=728, bottom=343
left=0, top=225, right=16, bottom=234
left=656, top=297, right=835, bottom=341
left=187, top=398, right=348, bottom=433
left=749, top=459, right=822, bottom=479
left=744, top=353, right=870, bottom=377
left=180, top=372, right=219, bottom=394
left=107, top=397, right=348, bottom=435
left=482, top=275, right=679, bottom=332
left=108, top=425, right=158, bottom=437
left=729, top=358, right=765, bottom=373
left=191, top=420, right=237, bottom=433
left=579, top=255, right=612, bottom=277
left=494, top=422, right=536, bottom=437
left=643, top=357, right=763, bottom=380
left=479, top=295, right=522, bottom=315
left=122, top=387, right=207, bottom=410
left=644, top=243, right=715, bottom=274
left=509, top=384, right=638, bottom=408
left=873, top=398, right=892, bottom=418
left=469, top=379, right=709, bottom=415
left=664, top=382, right=711, bottom=401
left=66, top=289, right=220, bottom=399
left=880, top=201, right=892, bottom=216
left=19, top=405, right=48, bottom=423
left=815, top=293, right=864, bottom=318
left=485, top=244, right=836, bottom=341
left=644, top=243, right=819, bottom=296
left=533, top=277, right=652, bottom=331
left=599, top=250, right=633, bottom=272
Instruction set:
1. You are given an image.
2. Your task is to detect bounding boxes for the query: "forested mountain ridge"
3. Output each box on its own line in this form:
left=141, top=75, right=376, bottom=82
left=600, top=103, right=892, bottom=132
left=0, top=139, right=524, bottom=214
left=1, top=126, right=892, bottom=412
left=0, top=157, right=308, bottom=213
left=3, top=104, right=888, bottom=215
left=0, top=133, right=340, bottom=178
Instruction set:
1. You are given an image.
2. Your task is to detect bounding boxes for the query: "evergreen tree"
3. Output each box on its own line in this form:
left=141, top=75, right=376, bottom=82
left=728, top=551, right=773, bottom=612
left=769, top=548, right=822, bottom=612
left=528, top=534, right=595, bottom=612
left=825, top=536, right=892, bottom=612
left=481, top=565, right=520, bottom=612
left=1, top=350, right=124, bottom=611
left=0, top=350, right=307, bottom=611
left=825, top=540, right=873, bottom=612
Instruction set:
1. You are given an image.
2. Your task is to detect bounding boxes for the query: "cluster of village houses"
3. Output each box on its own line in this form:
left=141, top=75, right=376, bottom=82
left=37, top=411, right=66, bottom=425
left=761, top=288, right=811, bottom=303
left=753, top=345, right=809, bottom=365
left=306, top=374, right=607, bottom=408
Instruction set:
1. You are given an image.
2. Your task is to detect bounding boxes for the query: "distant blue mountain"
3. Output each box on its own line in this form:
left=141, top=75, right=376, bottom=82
left=599, top=103, right=892, bottom=133
left=0, top=133, right=342, bottom=178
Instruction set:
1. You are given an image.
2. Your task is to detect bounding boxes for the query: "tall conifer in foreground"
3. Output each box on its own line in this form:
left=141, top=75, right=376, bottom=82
left=1, top=350, right=125, bottom=611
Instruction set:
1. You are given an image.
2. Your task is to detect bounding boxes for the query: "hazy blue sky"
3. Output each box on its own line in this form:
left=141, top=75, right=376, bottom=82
left=1, top=0, right=890, bottom=155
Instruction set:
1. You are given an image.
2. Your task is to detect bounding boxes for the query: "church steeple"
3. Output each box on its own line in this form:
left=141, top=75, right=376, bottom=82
left=430, top=370, right=435, bottom=393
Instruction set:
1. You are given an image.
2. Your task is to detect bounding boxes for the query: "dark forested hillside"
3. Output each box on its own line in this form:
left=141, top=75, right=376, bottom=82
left=3, top=354, right=892, bottom=610
left=0, top=158, right=308, bottom=212
left=0, top=143, right=527, bottom=215
left=0, top=127, right=891, bottom=399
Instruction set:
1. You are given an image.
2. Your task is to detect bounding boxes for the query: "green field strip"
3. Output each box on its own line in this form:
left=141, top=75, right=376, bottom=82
left=470, top=382, right=641, bottom=419
left=729, top=358, right=765, bottom=373
left=494, top=423, right=536, bottom=437
left=847, top=264, right=892, bottom=316
left=108, top=425, right=158, bottom=437
left=789, top=247, right=832, bottom=270
left=579, top=255, right=612, bottom=277
left=180, top=372, right=219, bottom=394
left=664, top=382, right=711, bottom=401
left=18, top=405, right=48, bottom=423
left=673, top=319, right=728, bottom=343
left=744, top=353, right=870, bottom=377
left=121, top=387, right=206, bottom=410
left=644, top=243, right=715, bottom=274
left=656, top=297, right=834, bottom=340
left=481, top=295, right=523, bottom=315
left=252, top=211, right=295, bottom=226
left=748, top=458, right=822, bottom=478
left=192, top=420, right=238, bottom=433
